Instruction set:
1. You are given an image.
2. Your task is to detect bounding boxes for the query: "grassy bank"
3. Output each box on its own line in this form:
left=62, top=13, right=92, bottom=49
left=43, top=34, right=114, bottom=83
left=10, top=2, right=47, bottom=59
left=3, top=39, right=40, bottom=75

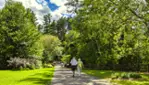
left=0, top=68, right=54, bottom=85
left=83, top=69, right=149, bottom=85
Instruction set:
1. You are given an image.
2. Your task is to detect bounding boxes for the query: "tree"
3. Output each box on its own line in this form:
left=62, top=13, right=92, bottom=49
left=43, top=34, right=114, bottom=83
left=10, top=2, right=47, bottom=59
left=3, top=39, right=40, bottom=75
left=64, top=0, right=149, bottom=71
left=42, top=14, right=68, bottom=41
left=43, top=14, right=53, bottom=34
left=40, top=35, right=63, bottom=63
left=0, top=0, right=43, bottom=69
left=56, top=17, right=67, bottom=41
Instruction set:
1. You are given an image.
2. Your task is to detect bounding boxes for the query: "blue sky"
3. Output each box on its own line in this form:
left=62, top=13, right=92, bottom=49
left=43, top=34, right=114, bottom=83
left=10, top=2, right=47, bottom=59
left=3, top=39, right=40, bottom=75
left=45, top=0, right=59, bottom=11
left=36, top=0, right=60, bottom=12
left=0, top=0, right=73, bottom=24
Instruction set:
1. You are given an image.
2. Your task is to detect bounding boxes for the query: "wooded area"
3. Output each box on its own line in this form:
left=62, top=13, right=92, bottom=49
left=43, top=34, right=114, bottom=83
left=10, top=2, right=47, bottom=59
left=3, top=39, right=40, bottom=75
left=0, top=0, right=149, bottom=72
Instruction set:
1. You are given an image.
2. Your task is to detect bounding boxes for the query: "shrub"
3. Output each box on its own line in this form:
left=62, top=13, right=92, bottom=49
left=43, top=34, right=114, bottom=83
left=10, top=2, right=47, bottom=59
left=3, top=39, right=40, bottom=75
left=7, top=57, right=26, bottom=69
left=111, top=73, right=120, bottom=79
left=34, top=60, right=42, bottom=69
left=111, top=72, right=142, bottom=80
left=129, top=73, right=142, bottom=79
left=19, top=66, right=23, bottom=70
left=43, top=63, right=53, bottom=68
left=7, top=57, right=42, bottom=70
left=120, top=73, right=130, bottom=79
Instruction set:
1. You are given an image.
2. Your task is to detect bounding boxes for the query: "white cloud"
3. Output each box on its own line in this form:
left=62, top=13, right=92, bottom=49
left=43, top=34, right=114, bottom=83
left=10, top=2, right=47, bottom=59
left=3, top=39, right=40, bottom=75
left=50, top=0, right=67, bottom=6
left=0, top=0, right=5, bottom=9
left=0, top=0, right=72, bottom=24
left=49, top=0, right=75, bottom=20
left=51, top=5, right=67, bottom=20
left=12, top=0, right=50, bottom=24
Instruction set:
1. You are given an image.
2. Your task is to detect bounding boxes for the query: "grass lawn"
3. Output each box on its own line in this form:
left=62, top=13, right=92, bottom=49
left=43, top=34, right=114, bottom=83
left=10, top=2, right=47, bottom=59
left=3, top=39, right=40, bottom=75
left=0, top=68, right=54, bottom=85
left=83, top=69, right=149, bottom=85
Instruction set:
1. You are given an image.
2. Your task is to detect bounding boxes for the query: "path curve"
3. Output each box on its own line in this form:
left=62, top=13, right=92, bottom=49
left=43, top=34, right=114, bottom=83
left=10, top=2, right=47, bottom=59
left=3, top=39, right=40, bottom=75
left=51, top=65, right=111, bottom=85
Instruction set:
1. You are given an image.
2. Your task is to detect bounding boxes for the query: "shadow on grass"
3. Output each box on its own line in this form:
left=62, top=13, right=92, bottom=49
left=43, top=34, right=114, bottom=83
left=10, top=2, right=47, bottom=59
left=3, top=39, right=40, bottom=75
left=20, top=78, right=51, bottom=85
left=19, top=69, right=54, bottom=85
left=83, top=69, right=114, bottom=79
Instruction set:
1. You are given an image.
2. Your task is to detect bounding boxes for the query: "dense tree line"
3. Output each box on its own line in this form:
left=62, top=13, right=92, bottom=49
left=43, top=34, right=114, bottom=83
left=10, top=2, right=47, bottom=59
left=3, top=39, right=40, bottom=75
left=39, top=14, right=68, bottom=41
left=63, top=0, right=149, bottom=72
left=1, top=0, right=149, bottom=72
left=0, top=0, right=63, bottom=69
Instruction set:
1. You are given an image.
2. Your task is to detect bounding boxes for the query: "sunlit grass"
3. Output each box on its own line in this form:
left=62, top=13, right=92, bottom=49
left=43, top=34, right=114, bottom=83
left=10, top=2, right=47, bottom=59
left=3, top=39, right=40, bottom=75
left=83, top=69, right=149, bottom=85
left=83, top=69, right=120, bottom=79
left=0, top=68, right=54, bottom=85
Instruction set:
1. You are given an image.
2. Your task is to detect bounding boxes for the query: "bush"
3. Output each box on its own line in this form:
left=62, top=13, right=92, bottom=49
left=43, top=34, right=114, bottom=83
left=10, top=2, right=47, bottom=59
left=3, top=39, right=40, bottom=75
left=111, top=72, right=142, bottom=80
left=35, top=60, right=42, bottom=69
left=43, top=63, right=53, bottom=68
left=111, top=73, right=120, bottom=79
left=7, top=57, right=42, bottom=70
left=129, top=73, right=142, bottom=79
left=19, top=66, right=23, bottom=70
left=120, top=73, right=130, bottom=79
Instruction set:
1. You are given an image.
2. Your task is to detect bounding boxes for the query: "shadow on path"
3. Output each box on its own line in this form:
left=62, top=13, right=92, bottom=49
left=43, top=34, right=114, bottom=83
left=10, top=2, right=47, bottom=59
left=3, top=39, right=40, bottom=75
left=51, top=65, right=111, bottom=85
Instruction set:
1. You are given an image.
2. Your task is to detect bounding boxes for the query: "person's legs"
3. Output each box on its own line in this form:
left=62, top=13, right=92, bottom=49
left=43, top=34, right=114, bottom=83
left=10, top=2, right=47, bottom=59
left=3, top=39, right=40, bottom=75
left=80, top=68, right=82, bottom=76
left=73, top=70, right=75, bottom=77
left=71, top=66, right=75, bottom=77
left=78, top=67, right=80, bottom=76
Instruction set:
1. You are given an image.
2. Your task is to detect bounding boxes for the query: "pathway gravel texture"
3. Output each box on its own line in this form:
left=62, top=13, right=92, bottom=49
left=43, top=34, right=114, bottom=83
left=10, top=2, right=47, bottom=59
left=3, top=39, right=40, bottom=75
left=51, top=65, right=112, bottom=85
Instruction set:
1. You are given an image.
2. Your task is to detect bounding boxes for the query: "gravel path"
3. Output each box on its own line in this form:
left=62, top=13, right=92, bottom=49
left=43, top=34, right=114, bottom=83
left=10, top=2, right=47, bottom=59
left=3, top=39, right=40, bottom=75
left=51, top=65, right=111, bottom=85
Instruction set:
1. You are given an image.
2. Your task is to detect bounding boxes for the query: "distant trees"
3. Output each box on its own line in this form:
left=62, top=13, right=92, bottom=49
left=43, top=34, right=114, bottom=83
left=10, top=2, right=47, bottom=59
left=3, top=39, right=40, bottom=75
left=39, top=14, right=68, bottom=41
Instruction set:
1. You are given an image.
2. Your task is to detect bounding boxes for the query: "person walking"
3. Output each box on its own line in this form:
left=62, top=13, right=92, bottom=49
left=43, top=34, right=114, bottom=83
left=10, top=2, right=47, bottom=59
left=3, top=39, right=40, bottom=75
left=70, top=57, right=78, bottom=77
left=77, top=58, right=83, bottom=76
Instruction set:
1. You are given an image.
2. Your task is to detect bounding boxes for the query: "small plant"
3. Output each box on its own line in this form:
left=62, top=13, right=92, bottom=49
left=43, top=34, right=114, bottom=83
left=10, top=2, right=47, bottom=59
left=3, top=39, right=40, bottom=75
left=120, top=73, right=130, bottom=79
left=111, top=72, right=142, bottom=80
left=43, top=63, right=53, bottom=68
left=19, top=66, right=23, bottom=70
left=111, top=73, right=120, bottom=79
left=129, top=73, right=142, bottom=79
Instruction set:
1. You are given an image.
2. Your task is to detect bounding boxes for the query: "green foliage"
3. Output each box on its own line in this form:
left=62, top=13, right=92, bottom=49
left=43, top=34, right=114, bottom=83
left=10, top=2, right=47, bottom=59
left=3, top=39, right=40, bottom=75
left=43, top=63, right=53, bottom=68
left=84, top=69, right=148, bottom=85
left=129, top=73, right=142, bottom=79
left=0, top=0, right=43, bottom=69
left=56, top=17, right=67, bottom=41
left=42, top=14, right=67, bottom=41
left=61, top=55, right=71, bottom=64
left=112, top=72, right=142, bottom=79
left=111, top=73, right=119, bottom=79
left=64, top=0, right=149, bottom=71
left=41, top=35, right=63, bottom=63
left=7, top=57, right=42, bottom=69
left=120, top=73, right=130, bottom=79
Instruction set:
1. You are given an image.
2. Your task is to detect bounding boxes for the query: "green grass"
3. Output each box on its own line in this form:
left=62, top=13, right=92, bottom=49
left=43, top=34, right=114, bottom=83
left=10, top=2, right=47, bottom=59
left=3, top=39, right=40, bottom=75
left=111, top=73, right=149, bottom=85
left=83, top=69, right=149, bottom=85
left=0, top=68, right=54, bottom=85
left=83, top=69, right=119, bottom=79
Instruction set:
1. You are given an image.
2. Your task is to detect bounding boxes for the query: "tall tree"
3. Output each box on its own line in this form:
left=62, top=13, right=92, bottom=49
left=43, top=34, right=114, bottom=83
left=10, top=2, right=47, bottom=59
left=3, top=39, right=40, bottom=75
left=64, top=0, right=149, bottom=71
left=56, top=17, right=67, bottom=41
left=0, top=0, right=42, bottom=69
left=42, top=14, right=68, bottom=41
